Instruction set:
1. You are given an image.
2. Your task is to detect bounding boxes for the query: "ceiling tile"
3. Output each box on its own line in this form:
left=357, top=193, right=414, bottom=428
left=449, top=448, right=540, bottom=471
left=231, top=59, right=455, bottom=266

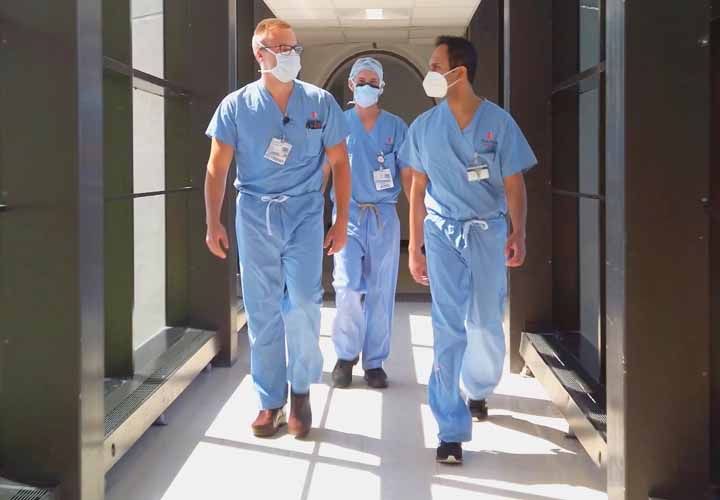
left=273, top=8, right=339, bottom=20
left=339, top=18, right=410, bottom=28
left=266, top=0, right=335, bottom=9
left=414, top=0, right=479, bottom=6
left=412, top=6, right=476, bottom=19
left=343, top=28, right=410, bottom=42
left=331, top=0, right=413, bottom=7
left=295, top=28, right=346, bottom=44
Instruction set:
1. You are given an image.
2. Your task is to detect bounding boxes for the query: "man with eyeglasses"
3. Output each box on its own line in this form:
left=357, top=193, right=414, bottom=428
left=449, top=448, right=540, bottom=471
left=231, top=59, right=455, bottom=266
left=204, top=18, right=351, bottom=439
left=329, top=57, right=412, bottom=390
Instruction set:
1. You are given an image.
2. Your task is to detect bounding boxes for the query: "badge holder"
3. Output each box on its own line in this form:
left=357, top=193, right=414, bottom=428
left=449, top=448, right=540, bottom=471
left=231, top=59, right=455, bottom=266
left=373, top=152, right=394, bottom=191
left=467, top=152, right=490, bottom=183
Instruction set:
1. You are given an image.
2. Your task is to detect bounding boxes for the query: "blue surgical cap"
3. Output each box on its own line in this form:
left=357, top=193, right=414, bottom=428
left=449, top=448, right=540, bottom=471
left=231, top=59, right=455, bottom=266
left=349, top=57, right=384, bottom=84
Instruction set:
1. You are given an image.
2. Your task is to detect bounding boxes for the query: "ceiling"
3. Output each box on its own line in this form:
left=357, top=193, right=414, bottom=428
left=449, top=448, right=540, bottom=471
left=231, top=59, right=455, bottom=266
left=263, top=0, right=480, bottom=45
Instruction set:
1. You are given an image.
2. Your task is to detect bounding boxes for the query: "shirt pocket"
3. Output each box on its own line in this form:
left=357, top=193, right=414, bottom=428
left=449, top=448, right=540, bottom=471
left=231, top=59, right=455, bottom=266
left=304, top=128, right=323, bottom=158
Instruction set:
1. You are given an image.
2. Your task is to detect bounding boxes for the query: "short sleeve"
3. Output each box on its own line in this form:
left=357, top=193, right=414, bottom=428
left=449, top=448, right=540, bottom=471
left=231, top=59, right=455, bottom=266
left=394, top=118, right=412, bottom=170
left=499, top=115, right=537, bottom=177
left=321, top=93, right=350, bottom=149
left=206, top=96, right=238, bottom=149
left=398, top=119, right=425, bottom=174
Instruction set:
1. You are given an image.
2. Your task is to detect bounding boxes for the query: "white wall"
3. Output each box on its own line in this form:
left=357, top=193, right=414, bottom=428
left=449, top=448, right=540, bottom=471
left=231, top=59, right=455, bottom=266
left=131, top=0, right=167, bottom=350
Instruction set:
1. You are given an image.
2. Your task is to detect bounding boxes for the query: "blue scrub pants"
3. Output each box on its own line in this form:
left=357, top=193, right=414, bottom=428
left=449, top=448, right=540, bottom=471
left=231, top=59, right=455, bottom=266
left=332, top=203, right=400, bottom=370
left=424, top=214, right=507, bottom=443
left=236, top=191, right=325, bottom=410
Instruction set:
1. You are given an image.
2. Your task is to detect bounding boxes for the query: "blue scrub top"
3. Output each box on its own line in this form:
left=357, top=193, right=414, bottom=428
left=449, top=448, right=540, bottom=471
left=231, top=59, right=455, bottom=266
left=399, top=99, right=537, bottom=221
left=333, top=108, right=409, bottom=206
left=206, top=79, right=349, bottom=197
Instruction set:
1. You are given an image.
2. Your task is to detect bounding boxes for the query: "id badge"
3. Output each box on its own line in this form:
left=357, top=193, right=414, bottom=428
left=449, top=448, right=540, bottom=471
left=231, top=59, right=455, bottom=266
left=467, top=153, right=490, bottom=182
left=264, top=138, right=293, bottom=166
left=373, top=168, right=394, bottom=191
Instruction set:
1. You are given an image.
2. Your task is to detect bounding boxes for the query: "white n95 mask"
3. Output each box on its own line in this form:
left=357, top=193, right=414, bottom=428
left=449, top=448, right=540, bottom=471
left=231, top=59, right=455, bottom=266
left=260, top=47, right=302, bottom=83
left=422, top=67, right=461, bottom=98
left=353, top=84, right=382, bottom=108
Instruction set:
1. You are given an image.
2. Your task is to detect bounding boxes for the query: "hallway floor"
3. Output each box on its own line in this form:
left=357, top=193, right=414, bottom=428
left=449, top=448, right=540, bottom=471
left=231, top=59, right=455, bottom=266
left=106, top=302, right=607, bottom=500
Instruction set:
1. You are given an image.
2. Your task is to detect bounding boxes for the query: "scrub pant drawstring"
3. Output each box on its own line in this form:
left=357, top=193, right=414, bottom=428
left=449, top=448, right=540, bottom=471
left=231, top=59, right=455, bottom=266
left=260, top=195, right=290, bottom=236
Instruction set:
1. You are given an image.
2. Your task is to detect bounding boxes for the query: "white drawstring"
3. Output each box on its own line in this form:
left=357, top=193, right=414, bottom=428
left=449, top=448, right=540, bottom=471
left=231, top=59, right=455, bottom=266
left=462, top=219, right=489, bottom=248
left=260, top=195, right=289, bottom=236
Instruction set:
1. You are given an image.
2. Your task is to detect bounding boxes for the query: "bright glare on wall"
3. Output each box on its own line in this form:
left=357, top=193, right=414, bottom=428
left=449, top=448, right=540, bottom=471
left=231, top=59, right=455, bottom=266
left=365, top=9, right=384, bottom=20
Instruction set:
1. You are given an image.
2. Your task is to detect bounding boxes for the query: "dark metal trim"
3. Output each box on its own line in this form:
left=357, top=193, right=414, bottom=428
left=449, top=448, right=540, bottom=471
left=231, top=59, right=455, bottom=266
left=552, top=62, right=606, bottom=95
left=520, top=333, right=608, bottom=467
left=552, top=188, right=606, bottom=202
left=105, top=186, right=195, bottom=201
left=103, top=56, right=191, bottom=98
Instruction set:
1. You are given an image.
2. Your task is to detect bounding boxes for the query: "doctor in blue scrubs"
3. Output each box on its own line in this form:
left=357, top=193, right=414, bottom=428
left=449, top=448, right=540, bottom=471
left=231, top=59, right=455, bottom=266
left=204, top=18, right=351, bottom=439
left=400, top=36, right=537, bottom=464
left=330, top=57, right=412, bottom=390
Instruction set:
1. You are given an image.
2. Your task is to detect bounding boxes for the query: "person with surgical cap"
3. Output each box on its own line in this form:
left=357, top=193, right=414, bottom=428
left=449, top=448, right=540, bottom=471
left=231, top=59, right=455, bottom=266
left=329, top=57, right=412, bottom=389
left=399, top=36, right=537, bottom=464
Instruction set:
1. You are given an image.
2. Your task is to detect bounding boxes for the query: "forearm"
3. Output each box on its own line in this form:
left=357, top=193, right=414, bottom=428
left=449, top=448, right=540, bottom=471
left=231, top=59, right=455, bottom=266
left=205, top=162, right=228, bottom=227
left=409, top=183, right=427, bottom=255
left=505, top=175, right=527, bottom=237
left=332, top=158, right=351, bottom=222
left=400, top=170, right=413, bottom=204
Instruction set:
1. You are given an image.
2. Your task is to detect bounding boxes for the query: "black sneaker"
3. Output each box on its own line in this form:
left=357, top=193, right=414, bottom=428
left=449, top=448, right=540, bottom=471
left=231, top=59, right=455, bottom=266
left=436, top=441, right=463, bottom=464
left=363, top=368, right=388, bottom=389
left=332, top=357, right=358, bottom=388
left=468, top=399, right=488, bottom=421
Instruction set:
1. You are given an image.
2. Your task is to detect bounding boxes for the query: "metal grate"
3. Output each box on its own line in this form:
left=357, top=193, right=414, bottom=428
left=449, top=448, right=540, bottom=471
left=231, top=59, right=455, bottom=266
left=9, top=490, right=52, bottom=500
left=104, top=329, right=214, bottom=436
left=526, top=333, right=607, bottom=436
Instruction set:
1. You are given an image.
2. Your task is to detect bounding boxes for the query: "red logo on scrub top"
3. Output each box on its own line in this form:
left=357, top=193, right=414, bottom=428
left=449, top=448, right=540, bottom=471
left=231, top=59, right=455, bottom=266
left=486, top=131, right=494, bottom=141
left=387, top=136, right=394, bottom=144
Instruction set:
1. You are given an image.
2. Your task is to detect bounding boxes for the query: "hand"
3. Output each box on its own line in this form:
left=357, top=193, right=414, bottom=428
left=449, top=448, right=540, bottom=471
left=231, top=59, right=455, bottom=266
left=206, top=222, right=229, bottom=259
left=409, top=250, right=429, bottom=286
left=505, top=232, right=526, bottom=267
left=324, top=219, right=348, bottom=255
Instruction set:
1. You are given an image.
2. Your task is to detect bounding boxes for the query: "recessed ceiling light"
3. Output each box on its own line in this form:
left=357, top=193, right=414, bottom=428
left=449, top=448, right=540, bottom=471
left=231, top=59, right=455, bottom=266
left=365, top=8, right=384, bottom=20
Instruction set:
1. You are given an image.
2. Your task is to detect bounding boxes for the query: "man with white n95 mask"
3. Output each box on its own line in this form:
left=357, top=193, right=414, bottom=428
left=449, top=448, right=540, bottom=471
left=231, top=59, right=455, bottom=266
left=399, top=36, right=537, bottom=464
left=329, top=57, right=412, bottom=390
left=204, top=18, right=351, bottom=440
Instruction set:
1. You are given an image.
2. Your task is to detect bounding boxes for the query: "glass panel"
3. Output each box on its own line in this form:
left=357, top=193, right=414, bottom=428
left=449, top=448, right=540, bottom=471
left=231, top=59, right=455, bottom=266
left=579, top=85, right=601, bottom=195
left=132, top=0, right=164, bottom=78
left=131, top=88, right=166, bottom=348
left=580, top=0, right=601, bottom=72
left=578, top=197, right=602, bottom=382
left=551, top=77, right=601, bottom=195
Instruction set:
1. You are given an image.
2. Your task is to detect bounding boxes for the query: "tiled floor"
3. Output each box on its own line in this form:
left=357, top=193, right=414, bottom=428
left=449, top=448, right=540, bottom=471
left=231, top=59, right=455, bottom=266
left=106, top=302, right=607, bottom=500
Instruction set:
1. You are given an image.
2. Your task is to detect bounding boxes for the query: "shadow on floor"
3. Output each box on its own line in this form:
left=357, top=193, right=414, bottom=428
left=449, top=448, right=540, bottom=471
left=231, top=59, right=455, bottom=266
left=106, top=302, right=606, bottom=500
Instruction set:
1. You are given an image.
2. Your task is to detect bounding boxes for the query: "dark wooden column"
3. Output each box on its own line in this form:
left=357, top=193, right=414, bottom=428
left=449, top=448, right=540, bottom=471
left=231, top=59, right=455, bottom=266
left=605, top=0, right=712, bottom=498
left=0, top=1, right=105, bottom=498
left=503, top=0, right=554, bottom=372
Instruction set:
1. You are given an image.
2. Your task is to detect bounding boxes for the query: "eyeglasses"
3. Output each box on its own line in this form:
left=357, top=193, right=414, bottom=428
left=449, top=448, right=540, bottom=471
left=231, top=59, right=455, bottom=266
left=260, top=43, right=304, bottom=56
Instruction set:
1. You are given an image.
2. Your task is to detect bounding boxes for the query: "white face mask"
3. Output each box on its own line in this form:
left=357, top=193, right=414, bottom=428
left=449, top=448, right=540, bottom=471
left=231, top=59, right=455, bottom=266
left=259, top=45, right=302, bottom=83
left=352, top=83, right=382, bottom=108
left=422, top=67, right=461, bottom=98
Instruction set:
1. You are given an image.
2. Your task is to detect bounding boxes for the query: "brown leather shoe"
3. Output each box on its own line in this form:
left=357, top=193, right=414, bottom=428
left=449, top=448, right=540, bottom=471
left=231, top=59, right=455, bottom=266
left=251, top=408, right=286, bottom=437
left=288, top=391, right=312, bottom=438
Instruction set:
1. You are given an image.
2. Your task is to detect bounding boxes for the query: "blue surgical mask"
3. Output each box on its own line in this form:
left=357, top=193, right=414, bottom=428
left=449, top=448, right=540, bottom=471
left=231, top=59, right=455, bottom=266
left=353, top=84, right=382, bottom=108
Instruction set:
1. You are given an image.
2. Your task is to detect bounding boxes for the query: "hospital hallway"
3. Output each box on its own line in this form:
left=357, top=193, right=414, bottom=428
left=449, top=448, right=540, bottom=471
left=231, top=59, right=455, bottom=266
left=105, top=302, right=606, bottom=500
left=2, top=0, right=718, bottom=499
